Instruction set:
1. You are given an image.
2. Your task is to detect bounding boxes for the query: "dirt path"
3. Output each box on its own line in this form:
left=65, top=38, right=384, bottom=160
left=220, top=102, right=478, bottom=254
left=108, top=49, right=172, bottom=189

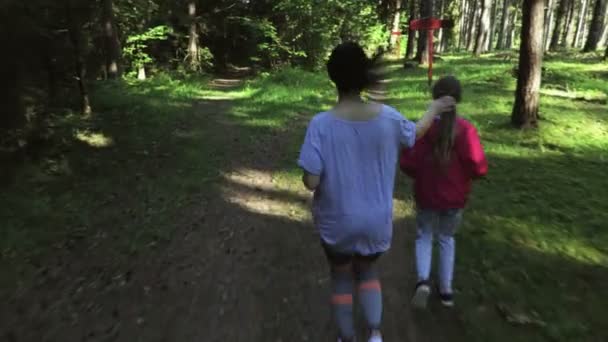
left=1, top=77, right=467, bottom=342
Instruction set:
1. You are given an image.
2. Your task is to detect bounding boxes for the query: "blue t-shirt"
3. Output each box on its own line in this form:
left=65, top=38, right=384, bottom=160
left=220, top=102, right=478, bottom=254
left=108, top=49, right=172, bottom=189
left=298, top=104, right=416, bottom=255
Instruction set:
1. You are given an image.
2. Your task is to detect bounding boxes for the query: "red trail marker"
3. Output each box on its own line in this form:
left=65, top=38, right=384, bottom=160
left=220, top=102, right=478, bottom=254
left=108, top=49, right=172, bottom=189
left=409, top=18, right=454, bottom=85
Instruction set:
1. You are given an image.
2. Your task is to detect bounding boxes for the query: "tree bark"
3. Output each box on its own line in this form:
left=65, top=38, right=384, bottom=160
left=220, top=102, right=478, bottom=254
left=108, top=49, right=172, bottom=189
left=550, top=0, right=570, bottom=50
left=466, top=0, right=480, bottom=50
left=187, top=1, right=200, bottom=70
left=390, top=0, right=403, bottom=53
left=459, top=0, right=469, bottom=49
left=543, top=0, right=555, bottom=50
left=562, top=0, right=576, bottom=46
left=101, top=0, right=121, bottom=79
left=496, top=0, right=511, bottom=49
left=66, top=2, right=92, bottom=116
left=416, top=0, right=433, bottom=64
left=406, top=0, right=417, bottom=58
left=583, top=0, right=607, bottom=51
left=488, top=0, right=498, bottom=51
left=512, top=0, right=545, bottom=129
left=573, top=0, right=589, bottom=48
left=506, top=5, right=518, bottom=49
left=437, top=0, right=444, bottom=53
left=474, top=0, right=491, bottom=55
left=599, top=13, right=608, bottom=45
left=604, top=43, right=608, bottom=59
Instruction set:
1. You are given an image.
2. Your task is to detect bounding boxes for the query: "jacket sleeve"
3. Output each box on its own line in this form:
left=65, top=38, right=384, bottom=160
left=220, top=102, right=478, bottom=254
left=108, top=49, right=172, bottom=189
left=461, top=125, right=488, bottom=179
left=400, top=144, right=419, bottom=178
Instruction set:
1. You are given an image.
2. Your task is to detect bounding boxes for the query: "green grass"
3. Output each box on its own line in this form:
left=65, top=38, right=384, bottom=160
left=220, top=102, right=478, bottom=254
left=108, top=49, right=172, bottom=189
left=2, top=52, right=607, bottom=341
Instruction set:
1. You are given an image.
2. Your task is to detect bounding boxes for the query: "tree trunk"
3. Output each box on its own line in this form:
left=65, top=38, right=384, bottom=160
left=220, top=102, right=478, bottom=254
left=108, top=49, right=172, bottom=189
left=406, top=0, right=417, bottom=58
left=543, top=0, right=555, bottom=50
left=437, top=0, right=444, bottom=53
left=416, top=0, right=433, bottom=64
left=583, top=0, right=607, bottom=51
left=562, top=0, right=576, bottom=46
left=474, top=0, right=491, bottom=56
left=512, top=0, right=545, bottom=129
left=466, top=0, right=480, bottom=51
left=573, top=0, right=589, bottom=47
left=101, top=0, right=121, bottom=79
left=599, top=14, right=608, bottom=45
left=187, top=1, right=200, bottom=70
left=459, top=0, right=469, bottom=49
left=496, top=0, right=511, bottom=49
left=390, top=0, right=403, bottom=53
left=550, top=0, right=570, bottom=50
left=66, top=2, right=92, bottom=116
left=604, top=44, right=608, bottom=59
left=506, top=5, right=518, bottom=49
left=488, top=0, right=498, bottom=51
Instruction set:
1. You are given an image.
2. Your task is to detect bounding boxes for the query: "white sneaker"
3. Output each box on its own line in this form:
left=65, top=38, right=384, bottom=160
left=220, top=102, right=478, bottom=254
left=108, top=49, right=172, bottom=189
left=368, top=330, right=383, bottom=342
left=411, top=281, right=431, bottom=309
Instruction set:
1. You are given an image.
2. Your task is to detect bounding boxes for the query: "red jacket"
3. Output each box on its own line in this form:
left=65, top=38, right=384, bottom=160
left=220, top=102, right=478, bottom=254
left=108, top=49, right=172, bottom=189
left=400, top=117, right=488, bottom=209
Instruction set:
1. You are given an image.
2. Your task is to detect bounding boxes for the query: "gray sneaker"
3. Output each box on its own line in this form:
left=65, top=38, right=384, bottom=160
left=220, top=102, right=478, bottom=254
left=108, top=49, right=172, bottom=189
left=411, top=281, right=431, bottom=309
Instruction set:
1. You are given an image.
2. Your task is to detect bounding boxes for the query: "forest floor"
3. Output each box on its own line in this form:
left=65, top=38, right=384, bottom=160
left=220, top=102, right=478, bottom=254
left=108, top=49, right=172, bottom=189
left=1, top=52, right=608, bottom=341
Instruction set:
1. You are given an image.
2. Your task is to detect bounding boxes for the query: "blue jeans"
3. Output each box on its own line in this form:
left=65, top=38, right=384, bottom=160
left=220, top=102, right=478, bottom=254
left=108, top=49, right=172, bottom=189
left=415, top=209, right=463, bottom=294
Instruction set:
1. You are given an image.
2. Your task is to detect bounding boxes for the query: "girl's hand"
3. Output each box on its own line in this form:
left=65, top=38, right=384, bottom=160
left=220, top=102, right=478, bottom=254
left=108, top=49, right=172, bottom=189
left=429, top=96, right=456, bottom=115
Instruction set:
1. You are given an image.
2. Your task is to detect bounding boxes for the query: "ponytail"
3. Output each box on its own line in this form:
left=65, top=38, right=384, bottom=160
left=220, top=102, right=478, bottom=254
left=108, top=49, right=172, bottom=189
left=431, top=76, right=462, bottom=166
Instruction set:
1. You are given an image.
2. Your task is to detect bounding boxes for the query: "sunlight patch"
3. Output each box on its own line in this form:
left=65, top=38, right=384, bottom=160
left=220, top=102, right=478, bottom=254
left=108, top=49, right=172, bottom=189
left=222, top=168, right=311, bottom=222
left=74, top=130, right=114, bottom=148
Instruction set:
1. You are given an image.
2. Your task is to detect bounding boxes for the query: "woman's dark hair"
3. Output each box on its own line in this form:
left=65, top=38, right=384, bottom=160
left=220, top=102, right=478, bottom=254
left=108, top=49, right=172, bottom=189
left=327, top=42, right=384, bottom=94
left=431, top=75, right=462, bottom=166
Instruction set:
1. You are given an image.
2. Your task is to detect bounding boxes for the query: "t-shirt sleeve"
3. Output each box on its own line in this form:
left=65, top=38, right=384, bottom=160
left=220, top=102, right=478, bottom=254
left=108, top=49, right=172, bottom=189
left=399, top=118, right=417, bottom=148
left=298, top=118, right=323, bottom=175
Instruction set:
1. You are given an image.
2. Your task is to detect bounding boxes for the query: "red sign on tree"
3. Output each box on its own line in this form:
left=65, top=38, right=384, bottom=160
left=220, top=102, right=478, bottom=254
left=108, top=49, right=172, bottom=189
left=409, top=18, right=454, bottom=85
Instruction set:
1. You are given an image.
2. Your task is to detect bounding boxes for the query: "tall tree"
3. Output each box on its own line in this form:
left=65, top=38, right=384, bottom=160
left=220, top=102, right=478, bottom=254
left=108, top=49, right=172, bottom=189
left=390, top=0, right=403, bottom=53
left=512, top=0, right=545, bottom=128
left=474, top=0, right=492, bottom=55
left=604, top=43, right=608, bottom=59
left=101, top=0, right=121, bottom=78
left=458, top=0, right=470, bottom=49
left=506, top=4, right=518, bottom=49
left=66, top=1, right=92, bottom=115
left=543, top=0, right=556, bottom=50
left=583, top=0, right=607, bottom=51
left=561, top=0, right=576, bottom=46
left=406, top=0, right=417, bottom=58
left=573, top=0, right=590, bottom=47
left=550, top=0, right=570, bottom=50
left=488, top=0, right=498, bottom=51
left=416, top=0, right=433, bottom=64
left=187, top=1, right=200, bottom=70
left=436, top=0, right=444, bottom=52
left=466, top=0, right=480, bottom=50
left=496, top=0, right=511, bottom=49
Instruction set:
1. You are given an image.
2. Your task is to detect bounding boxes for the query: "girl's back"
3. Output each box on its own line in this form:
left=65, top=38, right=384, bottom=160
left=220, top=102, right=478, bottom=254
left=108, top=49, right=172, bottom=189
left=400, top=117, right=487, bottom=210
left=299, top=104, right=415, bottom=254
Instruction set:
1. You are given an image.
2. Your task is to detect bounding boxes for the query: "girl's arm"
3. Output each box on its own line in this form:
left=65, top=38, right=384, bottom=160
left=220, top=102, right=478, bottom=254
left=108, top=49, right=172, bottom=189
left=298, top=117, right=324, bottom=190
left=302, top=173, right=320, bottom=191
left=461, top=125, right=488, bottom=179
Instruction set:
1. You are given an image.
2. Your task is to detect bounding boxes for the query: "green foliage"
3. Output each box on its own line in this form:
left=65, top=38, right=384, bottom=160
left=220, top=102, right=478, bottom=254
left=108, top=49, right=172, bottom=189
left=123, top=25, right=173, bottom=73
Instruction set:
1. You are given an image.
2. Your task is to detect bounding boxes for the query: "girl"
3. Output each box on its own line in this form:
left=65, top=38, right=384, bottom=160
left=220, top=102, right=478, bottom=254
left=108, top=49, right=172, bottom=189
left=298, top=42, right=455, bottom=342
left=400, top=76, right=488, bottom=308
